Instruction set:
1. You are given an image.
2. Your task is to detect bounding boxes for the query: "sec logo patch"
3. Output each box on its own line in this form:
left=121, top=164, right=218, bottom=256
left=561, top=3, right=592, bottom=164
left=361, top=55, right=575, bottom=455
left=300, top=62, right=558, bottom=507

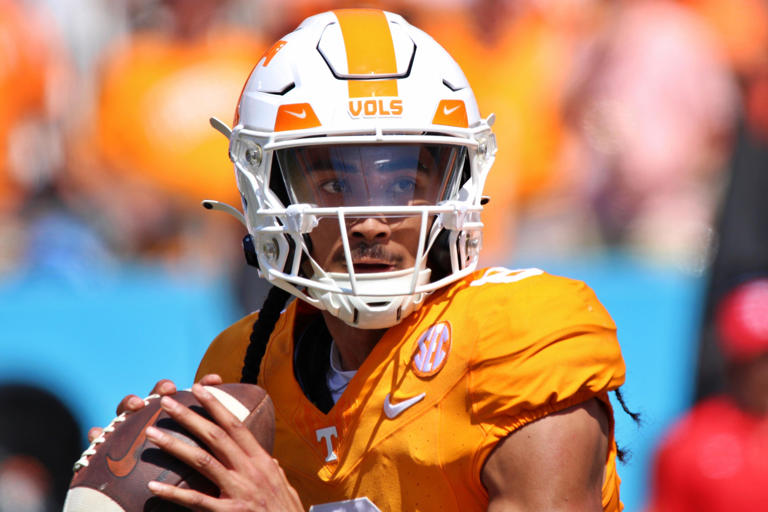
left=412, top=322, right=451, bottom=377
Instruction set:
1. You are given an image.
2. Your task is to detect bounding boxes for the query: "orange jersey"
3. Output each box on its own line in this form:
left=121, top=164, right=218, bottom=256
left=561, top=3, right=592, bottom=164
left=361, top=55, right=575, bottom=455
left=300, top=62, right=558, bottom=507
left=197, top=267, right=626, bottom=511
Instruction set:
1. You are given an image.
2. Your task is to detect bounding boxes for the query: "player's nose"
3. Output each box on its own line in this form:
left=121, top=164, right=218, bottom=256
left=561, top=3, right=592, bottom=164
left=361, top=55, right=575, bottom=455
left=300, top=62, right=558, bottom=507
left=350, top=216, right=391, bottom=243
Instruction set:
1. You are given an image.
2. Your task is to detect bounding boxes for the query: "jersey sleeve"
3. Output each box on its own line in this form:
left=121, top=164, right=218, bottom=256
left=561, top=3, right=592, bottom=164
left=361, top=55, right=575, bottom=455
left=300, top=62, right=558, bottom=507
left=467, top=272, right=626, bottom=431
left=195, top=311, right=259, bottom=383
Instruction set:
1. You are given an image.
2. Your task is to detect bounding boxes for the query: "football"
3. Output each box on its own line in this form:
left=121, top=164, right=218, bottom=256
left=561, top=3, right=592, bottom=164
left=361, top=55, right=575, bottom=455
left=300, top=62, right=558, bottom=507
left=63, top=383, right=274, bottom=512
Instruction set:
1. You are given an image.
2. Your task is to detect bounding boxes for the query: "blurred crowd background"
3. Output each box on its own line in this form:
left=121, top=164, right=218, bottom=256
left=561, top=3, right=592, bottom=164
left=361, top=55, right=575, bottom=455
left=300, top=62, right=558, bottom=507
left=0, top=0, right=766, bottom=510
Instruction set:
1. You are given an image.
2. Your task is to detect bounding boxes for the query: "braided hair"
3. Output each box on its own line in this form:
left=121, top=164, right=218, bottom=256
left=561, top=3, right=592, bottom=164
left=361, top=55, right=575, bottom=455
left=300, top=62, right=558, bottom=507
left=241, top=285, right=291, bottom=384
left=613, top=387, right=641, bottom=463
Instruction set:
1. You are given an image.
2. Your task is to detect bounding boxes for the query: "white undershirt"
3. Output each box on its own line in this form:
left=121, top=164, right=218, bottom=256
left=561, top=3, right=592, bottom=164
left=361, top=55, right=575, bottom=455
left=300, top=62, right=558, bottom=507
left=326, top=341, right=357, bottom=404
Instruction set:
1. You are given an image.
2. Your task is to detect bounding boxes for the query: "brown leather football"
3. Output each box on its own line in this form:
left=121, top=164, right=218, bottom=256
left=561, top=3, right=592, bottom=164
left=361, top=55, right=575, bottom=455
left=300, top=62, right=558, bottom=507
left=63, top=383, right=274, bottom=511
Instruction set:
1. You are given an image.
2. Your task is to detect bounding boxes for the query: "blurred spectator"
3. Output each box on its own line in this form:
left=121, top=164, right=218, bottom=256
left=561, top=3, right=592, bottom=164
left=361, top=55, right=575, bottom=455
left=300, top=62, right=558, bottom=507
left=675, top=0, right=768, bottom=161
left=419, top=0, right=740, bottom=270
left=687, top=0, right=768, bottom=402
left=647, top=278, right=768, bottom=511
left=65, top=0, right=268, bottom=291
left=560, top=0, right=737, bottom=269
left=694, top=100, right=768, bottom=401
left=0, top=0, right=57, bottom=213
left=0, top=0, right=73, bottom=275
left=259, top=0, right=422, bottom=41
left=419, top=0, right=604, bottom=264
left=677, top=0, right=768, bottom=79
left=90, top=0, right=262, bottom=205
left=0, top=384, right=82, bottom=512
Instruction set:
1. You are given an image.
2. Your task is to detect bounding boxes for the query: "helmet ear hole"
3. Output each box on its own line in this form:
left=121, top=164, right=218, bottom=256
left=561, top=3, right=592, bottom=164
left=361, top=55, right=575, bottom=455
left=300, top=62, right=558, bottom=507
left=243, top=234, right=259, bottom=268
left=244, top=231, right=312, bottom=276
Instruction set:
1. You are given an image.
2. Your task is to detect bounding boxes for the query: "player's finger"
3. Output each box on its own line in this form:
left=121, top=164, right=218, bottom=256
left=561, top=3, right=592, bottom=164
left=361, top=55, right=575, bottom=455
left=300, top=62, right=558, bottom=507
left=150, top=379, right=177, bottom=397
left=116, top=394, right=147, bottom=415
left=197, top=373, right=223, bottom=386
left=158, top=395, right=247, bottom=472
left=191, top=383, right=268, bottom=461
left=116, top=380, right=176, bottom=415
left=147, top=480, right=220, bottom=512
left=87, top=426, right=103, bottom=443
left=145, top=423, right=233, bottom=490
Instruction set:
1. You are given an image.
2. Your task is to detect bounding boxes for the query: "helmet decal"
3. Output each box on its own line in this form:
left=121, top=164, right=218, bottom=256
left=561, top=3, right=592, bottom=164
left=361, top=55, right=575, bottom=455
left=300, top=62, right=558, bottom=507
left=260, top=40, right=287, bottom=67
left=274, top=103, right=322, bottom=132
left=432, top=100, right=468, bottom=128
left=348, top=97, right=403, bottom=118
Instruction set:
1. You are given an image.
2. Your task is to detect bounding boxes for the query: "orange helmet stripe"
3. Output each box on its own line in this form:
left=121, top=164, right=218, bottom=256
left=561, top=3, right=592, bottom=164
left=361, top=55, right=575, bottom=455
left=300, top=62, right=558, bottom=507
left=334, top=9, right=398, bottom=98
left=348, top=80, right=397, bottom=98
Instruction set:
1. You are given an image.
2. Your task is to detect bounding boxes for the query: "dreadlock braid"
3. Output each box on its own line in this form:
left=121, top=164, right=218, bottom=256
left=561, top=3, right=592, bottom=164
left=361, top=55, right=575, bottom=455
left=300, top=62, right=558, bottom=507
left=613, top=387, right=641, bottom=463
left=241, top=285, right=291, bottom=384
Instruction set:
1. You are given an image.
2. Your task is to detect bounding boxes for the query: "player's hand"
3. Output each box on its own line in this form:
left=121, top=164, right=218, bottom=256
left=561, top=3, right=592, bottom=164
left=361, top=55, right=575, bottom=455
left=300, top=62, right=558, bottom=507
left=87, top=374, right=224, bottom=442
left=145, top=383, right=303, bottom=512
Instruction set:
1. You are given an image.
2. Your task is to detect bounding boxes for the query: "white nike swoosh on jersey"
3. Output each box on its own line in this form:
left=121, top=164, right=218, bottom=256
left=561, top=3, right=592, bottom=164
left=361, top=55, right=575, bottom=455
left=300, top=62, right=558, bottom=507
left=284, top=109, right=307, bottom=119
left=383, top=392, right=426, bottom=419
left=443, top=105, right=460, bottom=115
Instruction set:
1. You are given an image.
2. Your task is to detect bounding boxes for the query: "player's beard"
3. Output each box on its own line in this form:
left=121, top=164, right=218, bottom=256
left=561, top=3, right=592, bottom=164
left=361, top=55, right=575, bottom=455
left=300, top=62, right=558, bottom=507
left=329, top=242, right=405, bottom=273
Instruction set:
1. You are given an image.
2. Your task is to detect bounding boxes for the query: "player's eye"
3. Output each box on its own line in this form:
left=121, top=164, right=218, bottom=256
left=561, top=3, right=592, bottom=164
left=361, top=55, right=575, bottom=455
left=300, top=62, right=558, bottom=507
left=320, top=179, right=349, bottom=194
left=389, top=177, right=417, bottom=196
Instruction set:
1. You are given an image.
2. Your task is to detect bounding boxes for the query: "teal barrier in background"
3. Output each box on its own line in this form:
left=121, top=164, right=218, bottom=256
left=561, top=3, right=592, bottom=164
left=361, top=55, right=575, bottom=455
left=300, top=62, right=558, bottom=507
left=0, top=267, right=241, bottom=441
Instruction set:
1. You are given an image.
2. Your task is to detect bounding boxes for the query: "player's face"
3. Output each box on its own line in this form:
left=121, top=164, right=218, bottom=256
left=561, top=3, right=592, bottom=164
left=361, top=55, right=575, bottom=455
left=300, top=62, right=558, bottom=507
left=277, top=144, right=464, bottom=273
left=309, top=213, right=421, bottom=274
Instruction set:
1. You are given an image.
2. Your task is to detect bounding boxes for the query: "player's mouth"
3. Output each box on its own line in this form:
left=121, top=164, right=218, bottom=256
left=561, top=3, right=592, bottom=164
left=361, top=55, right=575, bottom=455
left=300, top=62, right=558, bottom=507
left=351, top=260, right=397, bottom=273
left=330, top=242, right=403, bottom=273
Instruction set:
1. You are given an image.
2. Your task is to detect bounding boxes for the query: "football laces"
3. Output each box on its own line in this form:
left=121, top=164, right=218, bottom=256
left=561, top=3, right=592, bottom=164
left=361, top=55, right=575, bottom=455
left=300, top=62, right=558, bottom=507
left=72, top=393, right=160, bottom=472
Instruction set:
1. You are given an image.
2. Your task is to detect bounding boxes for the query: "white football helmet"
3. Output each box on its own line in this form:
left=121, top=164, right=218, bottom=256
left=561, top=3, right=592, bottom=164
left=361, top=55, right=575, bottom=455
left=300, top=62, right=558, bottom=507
left=207, top=9, right=496, bottom=329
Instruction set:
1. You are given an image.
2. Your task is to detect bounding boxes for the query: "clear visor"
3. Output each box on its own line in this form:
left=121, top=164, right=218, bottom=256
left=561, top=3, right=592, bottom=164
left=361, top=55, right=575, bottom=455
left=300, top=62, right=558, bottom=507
left=275, top=144, right=467, bottom=208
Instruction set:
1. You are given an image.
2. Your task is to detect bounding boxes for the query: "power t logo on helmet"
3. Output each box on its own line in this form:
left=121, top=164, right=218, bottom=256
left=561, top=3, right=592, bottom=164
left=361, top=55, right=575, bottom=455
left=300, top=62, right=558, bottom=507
left=206, top=8, right=497, bottom=329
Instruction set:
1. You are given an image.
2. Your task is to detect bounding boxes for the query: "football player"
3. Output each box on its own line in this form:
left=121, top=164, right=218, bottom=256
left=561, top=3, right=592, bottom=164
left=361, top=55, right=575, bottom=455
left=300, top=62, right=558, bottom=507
left=96, top=9, right=626, bottom=511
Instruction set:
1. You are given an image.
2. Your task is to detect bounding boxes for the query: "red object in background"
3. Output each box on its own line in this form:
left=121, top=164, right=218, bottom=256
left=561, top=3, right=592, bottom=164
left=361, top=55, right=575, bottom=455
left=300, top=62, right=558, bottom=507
left=745, top=70, right=768, bottom=143
left=715, top=278, right=768, bottom=361
left=648, top=396, right=768, bottom=511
